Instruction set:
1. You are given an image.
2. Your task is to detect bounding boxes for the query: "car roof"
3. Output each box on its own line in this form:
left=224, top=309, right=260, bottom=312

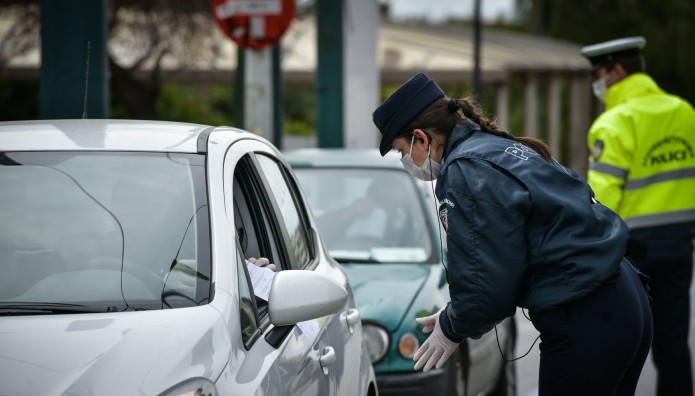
left=0, top=119, right=246, bottom=153
left=283, top=148, right=403, bottom=169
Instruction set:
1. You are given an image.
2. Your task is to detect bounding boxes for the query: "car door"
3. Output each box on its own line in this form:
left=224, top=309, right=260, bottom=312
left=223, top=139, right=339, bottom=396
left=252, top=151, right=366, bottom=396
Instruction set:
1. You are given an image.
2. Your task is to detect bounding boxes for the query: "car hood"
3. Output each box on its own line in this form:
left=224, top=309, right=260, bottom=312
left=341, top=263, right=431, bottom=332
left=0, top=306, right=231, bottom=396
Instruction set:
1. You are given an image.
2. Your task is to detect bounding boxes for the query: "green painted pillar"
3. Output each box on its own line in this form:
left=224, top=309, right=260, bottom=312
left=40, top=0, right=108, bottom=119
left=316, top=0, right=343, bottom=148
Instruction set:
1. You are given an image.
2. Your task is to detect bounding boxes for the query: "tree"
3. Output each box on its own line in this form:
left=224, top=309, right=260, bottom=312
left=520, top=0, right=695, bottom=102
left=0, top=0, right=222, bottom=120
left=107, top=0, right=218, bottom=119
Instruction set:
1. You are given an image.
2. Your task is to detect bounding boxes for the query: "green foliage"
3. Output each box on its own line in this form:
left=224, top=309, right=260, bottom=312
left=538, top=0, right=695, bottom=103
left=283, top=83, right=315, bottom=135
left=156, top=83, right=235, bottom=126
left=149, top=81, right=316, bottom=133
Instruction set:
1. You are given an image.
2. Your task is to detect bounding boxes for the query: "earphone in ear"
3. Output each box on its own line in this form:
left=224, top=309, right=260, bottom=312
left=414, top=129, right=431, bottom=144
left=423, top=130, right=432, bottom=144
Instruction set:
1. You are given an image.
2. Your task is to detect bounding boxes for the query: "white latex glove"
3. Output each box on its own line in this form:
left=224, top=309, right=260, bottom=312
left=413, top=308, right=461, bottom=372
left=247, top=257, right=277, bottom=272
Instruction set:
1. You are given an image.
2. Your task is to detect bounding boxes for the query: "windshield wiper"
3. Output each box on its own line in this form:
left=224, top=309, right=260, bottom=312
left=332, top=256, right=381, bottom=264
left=0, top=302, right=112, bottom=315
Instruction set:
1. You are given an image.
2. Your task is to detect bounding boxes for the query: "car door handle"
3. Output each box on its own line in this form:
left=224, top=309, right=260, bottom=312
left=343, top=308, right=360, bottom=334
left=319, top=346, right=336, bottom=375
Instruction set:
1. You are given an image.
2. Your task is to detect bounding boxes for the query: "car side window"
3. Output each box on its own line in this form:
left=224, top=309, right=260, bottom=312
left=232, top=155, right=282, bottom=268
left=232, top=153, right=287, bottom=344
left=255, top=154, right=314, bottom=270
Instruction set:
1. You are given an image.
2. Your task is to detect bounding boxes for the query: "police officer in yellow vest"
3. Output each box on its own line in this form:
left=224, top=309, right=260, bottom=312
left=582, top=36, right=695, bottom=396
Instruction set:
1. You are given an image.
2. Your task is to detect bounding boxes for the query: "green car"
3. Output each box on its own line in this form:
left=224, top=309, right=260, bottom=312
left=285, top=149, right=516, bottom=396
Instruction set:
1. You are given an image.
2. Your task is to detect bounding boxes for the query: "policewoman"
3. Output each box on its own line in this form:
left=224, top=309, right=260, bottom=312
left=372, top=73, right=653, bottom=395
left=581, top=36, right=695, bottom=395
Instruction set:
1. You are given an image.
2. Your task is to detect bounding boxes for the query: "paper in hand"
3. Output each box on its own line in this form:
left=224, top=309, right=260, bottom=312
left=245, top=259, right=276, bottom=301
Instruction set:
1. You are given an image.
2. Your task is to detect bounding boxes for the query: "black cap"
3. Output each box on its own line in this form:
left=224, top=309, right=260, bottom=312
left=372, top=73, right=445, bottom=156
left=580, top=36, right=646, bottom=71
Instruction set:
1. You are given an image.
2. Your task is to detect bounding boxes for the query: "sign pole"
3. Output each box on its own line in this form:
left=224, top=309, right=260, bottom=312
left=212, top=0, right=295, bottom=143
left=244, top=47, right=273, bottom=140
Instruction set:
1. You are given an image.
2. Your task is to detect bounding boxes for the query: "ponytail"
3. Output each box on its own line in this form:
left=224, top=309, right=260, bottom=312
left=454, top=98, right=553, bottom=162
left=398, top=95, right=554, bottom=162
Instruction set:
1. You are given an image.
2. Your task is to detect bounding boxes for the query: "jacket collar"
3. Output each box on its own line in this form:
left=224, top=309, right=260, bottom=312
left=605, top=73, right=664, bottom=110
left=443, top=118, right=479, bottom=162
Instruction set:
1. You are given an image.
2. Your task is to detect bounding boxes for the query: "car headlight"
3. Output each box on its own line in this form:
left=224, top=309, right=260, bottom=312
left=159, top=378, right=217, bottom=396
left=398, top=332, right=420, bottom=359
left=362, top=322, right=390, bottom=364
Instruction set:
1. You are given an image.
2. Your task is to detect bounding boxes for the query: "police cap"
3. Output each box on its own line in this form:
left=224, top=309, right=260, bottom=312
left=373, top=72, right=444, bottom=156
left=580, top=36, right=646, bottom=70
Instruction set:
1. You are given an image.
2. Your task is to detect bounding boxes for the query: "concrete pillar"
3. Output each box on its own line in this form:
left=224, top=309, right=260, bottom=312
left=343, top=0, right=379, bottom=149
left=495, top=83, right=510, bottom=130
left=547, top=74, right=562, bottom=157
left=524, top=74, right=538, bottom=138
left=570, top=74, right=592, bottom=178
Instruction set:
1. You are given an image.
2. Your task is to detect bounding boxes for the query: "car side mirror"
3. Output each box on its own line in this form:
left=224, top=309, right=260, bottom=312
left=268, top=270, right=348, bottom=326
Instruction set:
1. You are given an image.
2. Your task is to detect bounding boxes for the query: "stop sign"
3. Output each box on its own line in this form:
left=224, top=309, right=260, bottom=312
left=213, top=0, right=296, bottom=49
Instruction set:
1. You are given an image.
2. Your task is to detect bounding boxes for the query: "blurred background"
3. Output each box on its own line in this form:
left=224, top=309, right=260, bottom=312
left=1, top=0, right=694, bottom=175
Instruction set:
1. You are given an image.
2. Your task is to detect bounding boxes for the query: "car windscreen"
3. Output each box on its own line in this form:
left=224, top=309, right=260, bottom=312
left=0, top=151, right=211, bottom=312
left=293, top=168, right=436, bottom=263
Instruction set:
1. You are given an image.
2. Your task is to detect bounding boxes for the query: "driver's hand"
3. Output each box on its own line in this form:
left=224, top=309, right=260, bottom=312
left=247, top=257, right=277, bottom=272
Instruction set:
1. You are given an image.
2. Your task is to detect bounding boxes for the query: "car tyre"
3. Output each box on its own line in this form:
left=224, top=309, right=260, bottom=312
left=446, top=341, right=469, bottom=396
left=489, top=320, right=517, bottom=396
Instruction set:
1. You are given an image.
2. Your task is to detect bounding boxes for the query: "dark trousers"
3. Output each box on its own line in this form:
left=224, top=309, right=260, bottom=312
left=530, top=259, right=653, bottom=395
left=631, top=252, right=693, bottom=396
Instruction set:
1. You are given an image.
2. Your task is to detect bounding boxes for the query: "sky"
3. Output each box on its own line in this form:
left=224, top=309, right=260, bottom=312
left=383, top=0, right=517, bottom=22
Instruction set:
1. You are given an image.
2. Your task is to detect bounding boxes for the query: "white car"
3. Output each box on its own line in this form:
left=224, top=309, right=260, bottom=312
left=0, top=120, right=378, bottom=396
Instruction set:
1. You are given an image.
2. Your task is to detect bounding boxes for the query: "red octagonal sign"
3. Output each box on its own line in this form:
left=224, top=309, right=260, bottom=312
left=213, top=0, right=296, bottom=50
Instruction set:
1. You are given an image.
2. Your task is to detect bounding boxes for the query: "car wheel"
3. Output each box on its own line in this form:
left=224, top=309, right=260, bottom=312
left=489, top=321, right=517, bottom=396
left=446, top=342, right=469, bottom=396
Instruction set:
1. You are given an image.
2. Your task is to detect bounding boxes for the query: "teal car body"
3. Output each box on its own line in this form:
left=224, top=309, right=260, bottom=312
left=285, top=149, right=516, bottom=396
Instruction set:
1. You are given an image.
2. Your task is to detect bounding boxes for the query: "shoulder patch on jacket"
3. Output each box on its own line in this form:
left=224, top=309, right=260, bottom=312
left=592, top=140, right=604, bottom=161
left=438, top=203, right=448, bottom=232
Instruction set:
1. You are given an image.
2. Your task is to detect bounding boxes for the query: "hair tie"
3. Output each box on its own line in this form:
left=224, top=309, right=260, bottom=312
left=447, top=99, right=460, bottom=113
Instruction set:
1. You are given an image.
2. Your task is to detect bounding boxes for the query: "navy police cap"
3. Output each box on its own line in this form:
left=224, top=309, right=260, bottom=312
left=580, top=36, right=646, bottom=69
left=373, top=72, right=445, bottom=156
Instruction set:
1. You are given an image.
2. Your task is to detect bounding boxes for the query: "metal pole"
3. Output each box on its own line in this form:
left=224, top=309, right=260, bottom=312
left=472, top=0, right=482, bottom=101
left=234, top=49, right=245, bottom=128
left=273, top=44, right=282, bottom=149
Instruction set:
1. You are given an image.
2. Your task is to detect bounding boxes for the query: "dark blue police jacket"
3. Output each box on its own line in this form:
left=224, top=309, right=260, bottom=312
left=435, top=120, right=629, bottom=342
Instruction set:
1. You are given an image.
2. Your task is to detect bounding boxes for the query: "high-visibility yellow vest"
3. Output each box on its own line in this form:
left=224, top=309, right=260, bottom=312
left=587, top=73, right=695, bottom=229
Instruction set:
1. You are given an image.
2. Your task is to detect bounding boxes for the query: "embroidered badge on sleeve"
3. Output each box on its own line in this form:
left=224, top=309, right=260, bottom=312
left=438, top=203, right=448, bottom=232
left=592, top=140, right=604, bottom=161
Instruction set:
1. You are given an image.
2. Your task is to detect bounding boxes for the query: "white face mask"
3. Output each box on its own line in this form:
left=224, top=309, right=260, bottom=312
left=400, top=135, right=441, bottom=181
left=592, top=75, right=609, bottom=102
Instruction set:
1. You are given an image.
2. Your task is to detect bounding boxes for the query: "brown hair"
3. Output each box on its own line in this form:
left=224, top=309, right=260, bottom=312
left=397, top=96, right=553, bottom=162
left=598, top=54, right=646, bottom=77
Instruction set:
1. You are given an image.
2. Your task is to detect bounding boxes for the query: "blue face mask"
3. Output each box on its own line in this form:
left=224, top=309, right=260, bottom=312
left=400, top=135, right=441, bottom=181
